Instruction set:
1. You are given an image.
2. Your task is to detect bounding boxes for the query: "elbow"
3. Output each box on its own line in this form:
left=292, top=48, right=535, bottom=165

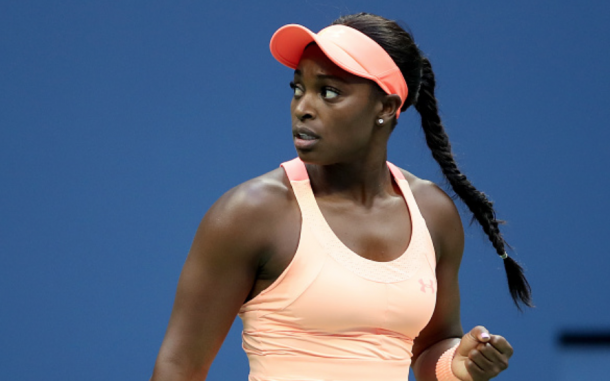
left=151, top=354, right=209, bottom=381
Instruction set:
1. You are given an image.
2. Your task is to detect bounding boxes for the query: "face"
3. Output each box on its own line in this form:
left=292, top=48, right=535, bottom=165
left=290, top=44, right=385, bottom=165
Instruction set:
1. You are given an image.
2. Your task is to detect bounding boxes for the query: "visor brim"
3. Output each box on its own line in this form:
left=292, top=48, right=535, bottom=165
left=269, top=24, right=373, bottom=83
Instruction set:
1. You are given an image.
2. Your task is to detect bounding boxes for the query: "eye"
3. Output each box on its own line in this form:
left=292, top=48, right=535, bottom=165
left=289, top=81, right=304, bottom=97
left=321, top=87, right=340, bottom=99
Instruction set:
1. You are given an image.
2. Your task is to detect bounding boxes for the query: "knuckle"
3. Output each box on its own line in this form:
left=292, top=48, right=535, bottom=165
left=465, top=360, right=478, bottom=372
left=499, top=359, right=509, bottom=370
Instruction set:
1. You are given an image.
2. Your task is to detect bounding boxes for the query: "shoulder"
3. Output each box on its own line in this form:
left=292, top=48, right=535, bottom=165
left=213, top=167, right=292, bottom=213
left=184, top=166, right=299, bottom=280
left=204, top=167, right=295, bottom=238
left=398, top=167, right=464, bottom=264
left=399, top=169, right=457, bottom=221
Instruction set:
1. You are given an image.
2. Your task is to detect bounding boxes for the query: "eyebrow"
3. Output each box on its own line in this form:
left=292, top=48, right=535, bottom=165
left=293, top=70, right=349, bottom=83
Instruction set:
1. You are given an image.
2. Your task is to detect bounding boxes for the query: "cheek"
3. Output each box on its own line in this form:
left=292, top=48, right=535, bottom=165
left=326, top=114, right=374, bottom=150
left=336, top=103, right=376, bottom=137
left=348, top=94, right=379, bottom=124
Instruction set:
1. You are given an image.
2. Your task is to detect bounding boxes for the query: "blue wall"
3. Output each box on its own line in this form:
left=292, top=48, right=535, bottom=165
left=1, top=1, right=609, bottom=380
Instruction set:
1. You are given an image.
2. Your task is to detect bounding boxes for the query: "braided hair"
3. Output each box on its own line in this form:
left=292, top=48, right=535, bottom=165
left=333, top=13, right=533, bottom=309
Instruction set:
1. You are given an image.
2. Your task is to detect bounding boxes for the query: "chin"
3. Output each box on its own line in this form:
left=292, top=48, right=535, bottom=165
left=295, top=149, right=319, bottom=164
left=295, top=149, right=344, bottom=167
left=295, top=148, right=325, bottom=165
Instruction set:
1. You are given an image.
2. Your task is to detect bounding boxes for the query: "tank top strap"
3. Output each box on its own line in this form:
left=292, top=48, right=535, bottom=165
left=387, top=161, right=437, bottom=271
left=280, top=158, right=318, bottom=225
left=387, top=161, right=406, bottom=181
left=281, top=157, right=309, bottom=182
left=387, top=161, right=419, bottom=218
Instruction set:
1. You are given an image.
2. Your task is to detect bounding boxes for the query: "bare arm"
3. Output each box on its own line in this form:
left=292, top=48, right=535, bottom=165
left=408, top=176, right=513, bottom=381
left=151, top=173, right=294, bottom=381
left=409, top=178, right=465, bottom=381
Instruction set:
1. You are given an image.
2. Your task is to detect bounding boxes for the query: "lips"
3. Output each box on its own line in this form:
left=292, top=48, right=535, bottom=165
left=296, top=132, right=316, bottom=140
left=293, top=126, right=320, bottom=139
left=293, top=126, right=320, bottom=150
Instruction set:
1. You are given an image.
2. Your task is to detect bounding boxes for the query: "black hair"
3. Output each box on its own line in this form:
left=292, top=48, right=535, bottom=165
left=333, top=13, right=533, bottom=309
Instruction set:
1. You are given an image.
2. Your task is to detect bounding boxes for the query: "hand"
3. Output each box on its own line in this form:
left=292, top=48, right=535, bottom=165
left=451, top=326, right=513, bottom=381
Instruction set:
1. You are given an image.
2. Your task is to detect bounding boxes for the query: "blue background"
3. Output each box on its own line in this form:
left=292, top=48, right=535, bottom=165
left=1, top=1, right=609, bottom=380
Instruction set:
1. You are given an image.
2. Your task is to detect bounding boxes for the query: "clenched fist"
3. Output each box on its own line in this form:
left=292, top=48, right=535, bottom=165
left=452, top=326, right=513, bottom=381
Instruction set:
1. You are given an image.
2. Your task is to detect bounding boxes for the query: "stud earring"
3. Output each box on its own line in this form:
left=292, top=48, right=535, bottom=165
left=377, top=118, right=384, bottom=125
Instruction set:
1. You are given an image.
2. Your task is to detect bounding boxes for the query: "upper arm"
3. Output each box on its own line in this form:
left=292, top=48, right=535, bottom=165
left=405, top=176, right=465, bottom=377
left=152, top=174, right=291, bottom=380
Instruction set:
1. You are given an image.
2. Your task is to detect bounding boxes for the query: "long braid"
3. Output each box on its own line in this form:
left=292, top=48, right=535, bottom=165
left=334, top=12, right=533, bottom=309
left=415, top=58, right=533, bottom=309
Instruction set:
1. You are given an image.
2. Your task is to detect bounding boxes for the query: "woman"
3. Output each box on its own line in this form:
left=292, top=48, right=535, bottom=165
left=151, top=13, right=532, bottom=381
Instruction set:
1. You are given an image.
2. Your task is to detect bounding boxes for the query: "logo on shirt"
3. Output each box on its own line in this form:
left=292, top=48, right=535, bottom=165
left=419, top=278, right=435, bottom=293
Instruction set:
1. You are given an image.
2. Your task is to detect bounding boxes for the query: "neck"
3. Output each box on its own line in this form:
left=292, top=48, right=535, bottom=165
left=306, top=152, right=396, bottom=207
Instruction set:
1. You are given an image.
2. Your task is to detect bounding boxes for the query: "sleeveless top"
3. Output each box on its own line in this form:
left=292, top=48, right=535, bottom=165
left=238, top=158, right=437, bottom=381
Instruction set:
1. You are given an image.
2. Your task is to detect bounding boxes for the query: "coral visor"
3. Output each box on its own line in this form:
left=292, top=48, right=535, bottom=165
left=270, top=24, right=408, bottom=117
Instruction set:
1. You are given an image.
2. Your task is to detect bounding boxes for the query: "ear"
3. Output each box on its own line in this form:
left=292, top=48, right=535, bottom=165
left=377, top=94, right=402, bottom=122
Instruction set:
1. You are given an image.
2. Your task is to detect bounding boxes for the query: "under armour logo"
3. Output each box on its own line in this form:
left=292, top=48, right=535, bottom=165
left=419, top=278, right=435, bottom=293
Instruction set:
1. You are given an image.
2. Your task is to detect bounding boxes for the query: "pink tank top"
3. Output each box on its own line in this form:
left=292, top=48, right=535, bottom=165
left=238, top=158, right=437, bottom=381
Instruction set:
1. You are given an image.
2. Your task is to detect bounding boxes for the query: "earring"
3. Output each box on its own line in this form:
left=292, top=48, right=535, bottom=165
left=377, top=118, right=384, bottom=125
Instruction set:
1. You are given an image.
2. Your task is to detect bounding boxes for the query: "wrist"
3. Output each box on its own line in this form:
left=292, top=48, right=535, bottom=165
left=435, top=342, right=461, bottom=381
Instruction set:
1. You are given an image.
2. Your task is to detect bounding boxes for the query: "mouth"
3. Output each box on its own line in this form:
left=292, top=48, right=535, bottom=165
left=293, top=127, right=320, bottom=150
left=293, top=126, right=320, bottom=140
left=295, top=132, right=317, bottom=140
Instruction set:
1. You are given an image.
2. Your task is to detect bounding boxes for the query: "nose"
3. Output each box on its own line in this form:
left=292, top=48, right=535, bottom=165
left=292, top=93, right=316, bottom=121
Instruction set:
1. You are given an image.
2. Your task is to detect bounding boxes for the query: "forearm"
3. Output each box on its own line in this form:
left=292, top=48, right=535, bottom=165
left=150, top=357, right=209, bottom=381
left=411, top=338, right=461, bottom=381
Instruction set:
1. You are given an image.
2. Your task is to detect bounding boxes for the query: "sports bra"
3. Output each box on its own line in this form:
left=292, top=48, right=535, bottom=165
left=238, top=158, right=437, bottom=381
